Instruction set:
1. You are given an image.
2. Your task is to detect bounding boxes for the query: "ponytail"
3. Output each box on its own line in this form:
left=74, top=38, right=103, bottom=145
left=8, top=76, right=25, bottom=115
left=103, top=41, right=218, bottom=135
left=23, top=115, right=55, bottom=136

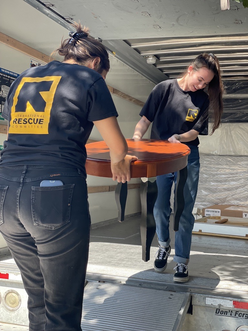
left=191, top=53, right=224, bottom=134
left=52, top=22, right=110, bottom=75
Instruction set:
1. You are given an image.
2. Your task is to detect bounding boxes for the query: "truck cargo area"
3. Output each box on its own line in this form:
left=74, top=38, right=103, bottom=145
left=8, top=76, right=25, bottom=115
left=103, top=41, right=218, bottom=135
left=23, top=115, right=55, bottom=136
left=0, top=214, right=248, bottom=330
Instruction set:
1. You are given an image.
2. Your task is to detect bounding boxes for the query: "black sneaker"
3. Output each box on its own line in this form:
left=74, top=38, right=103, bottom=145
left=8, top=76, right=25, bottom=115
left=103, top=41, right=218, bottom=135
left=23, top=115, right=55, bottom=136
left=154, top=245, right=171, bottom=273
left=173, top=263, right=189, bottom=283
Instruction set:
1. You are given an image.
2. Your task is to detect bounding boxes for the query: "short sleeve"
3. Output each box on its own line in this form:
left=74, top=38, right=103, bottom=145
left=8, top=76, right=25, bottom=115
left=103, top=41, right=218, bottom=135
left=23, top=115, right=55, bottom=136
left=87, top=78, right=118, bottom=122
left=140, top=82, right=167, bottom=122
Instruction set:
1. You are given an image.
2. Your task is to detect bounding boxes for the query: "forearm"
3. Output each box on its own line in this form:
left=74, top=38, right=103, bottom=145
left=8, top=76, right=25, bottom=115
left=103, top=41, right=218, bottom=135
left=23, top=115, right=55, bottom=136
left=132, top=116, right=151, bottom=140
left=109, top=140, right=128, bottom=164
left=169, top=129, right=199, bottom=143
left=94, top=117, right=136, bottom=183
left=93, top=117, right=128, bottom=163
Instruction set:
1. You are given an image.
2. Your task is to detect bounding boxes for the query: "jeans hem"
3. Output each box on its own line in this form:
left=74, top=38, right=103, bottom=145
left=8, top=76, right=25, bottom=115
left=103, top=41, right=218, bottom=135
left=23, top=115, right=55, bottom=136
left=173, top=256, right=189, bottom=264
left=158, top=240, right=170, bottom=248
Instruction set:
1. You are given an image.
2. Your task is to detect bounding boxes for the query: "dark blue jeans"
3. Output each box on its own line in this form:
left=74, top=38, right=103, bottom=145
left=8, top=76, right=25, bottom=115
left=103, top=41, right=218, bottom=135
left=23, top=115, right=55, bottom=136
left=0, top=165, right=91, bottom=331
left=153, top=145, right=200, bottom=264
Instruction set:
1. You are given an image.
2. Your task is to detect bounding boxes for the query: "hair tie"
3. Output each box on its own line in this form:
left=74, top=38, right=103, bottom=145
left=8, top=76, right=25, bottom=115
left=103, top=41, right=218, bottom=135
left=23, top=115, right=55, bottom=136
left=69, top=31, right=87, bottom=44
left=208, top=53, right=216, bottom=60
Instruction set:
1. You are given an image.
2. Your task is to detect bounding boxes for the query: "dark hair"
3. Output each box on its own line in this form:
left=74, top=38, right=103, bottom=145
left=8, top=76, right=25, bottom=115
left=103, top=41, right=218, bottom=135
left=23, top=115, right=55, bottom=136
left=190, top=53, right=224, bottom=133
left=53, top=22, right=110, bottom=75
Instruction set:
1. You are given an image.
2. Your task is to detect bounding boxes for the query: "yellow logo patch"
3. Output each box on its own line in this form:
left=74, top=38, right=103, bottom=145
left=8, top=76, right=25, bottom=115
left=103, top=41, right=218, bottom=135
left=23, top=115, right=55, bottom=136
left=9, top=76, right=61, bottom=134
left=186, top=108, right=199, bottom=122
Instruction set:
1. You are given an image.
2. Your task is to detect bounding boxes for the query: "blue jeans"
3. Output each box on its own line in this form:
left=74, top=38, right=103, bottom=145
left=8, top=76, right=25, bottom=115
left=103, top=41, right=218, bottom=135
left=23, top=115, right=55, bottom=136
left=153, top=146, right=200, bottom=264
left=0, top=165, right=91, bottom=331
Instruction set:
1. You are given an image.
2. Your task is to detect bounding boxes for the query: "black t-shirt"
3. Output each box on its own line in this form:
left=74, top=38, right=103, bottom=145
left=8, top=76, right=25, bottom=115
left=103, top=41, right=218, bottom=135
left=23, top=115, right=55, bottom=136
left=140, top=79, right=209, bottom=146
left=1, top=61, right=118, bottom=176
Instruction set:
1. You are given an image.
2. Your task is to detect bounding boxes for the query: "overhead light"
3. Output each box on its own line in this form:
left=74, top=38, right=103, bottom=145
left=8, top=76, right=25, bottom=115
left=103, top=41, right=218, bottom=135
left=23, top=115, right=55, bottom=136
left=220, top=0, right=230, bottom=10
left=146, top=55, right=157, bottom=65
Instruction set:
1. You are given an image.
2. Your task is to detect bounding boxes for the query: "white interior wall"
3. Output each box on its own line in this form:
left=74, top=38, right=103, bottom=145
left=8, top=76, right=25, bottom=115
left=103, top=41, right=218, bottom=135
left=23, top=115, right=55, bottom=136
left=199, top=123, right=248, bottom=155
left=197, top=123, right=248, bottom=209
left=0, top=44, right=38, bottom=74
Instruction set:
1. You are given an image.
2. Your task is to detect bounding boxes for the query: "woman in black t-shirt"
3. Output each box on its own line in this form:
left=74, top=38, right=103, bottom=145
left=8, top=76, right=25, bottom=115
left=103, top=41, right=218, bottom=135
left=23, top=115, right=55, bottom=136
left=0, top=23, right=136, bottom=331
left=133, top=53, right=223, bottom=283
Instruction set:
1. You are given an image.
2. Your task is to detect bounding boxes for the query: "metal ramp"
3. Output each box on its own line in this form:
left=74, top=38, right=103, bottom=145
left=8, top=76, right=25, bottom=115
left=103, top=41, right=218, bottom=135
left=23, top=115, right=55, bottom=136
left=82, top=281, right=191, bottom=331
left=0, top=259, right=190, bottom=331
left=0, top=282, right=190, bottom=331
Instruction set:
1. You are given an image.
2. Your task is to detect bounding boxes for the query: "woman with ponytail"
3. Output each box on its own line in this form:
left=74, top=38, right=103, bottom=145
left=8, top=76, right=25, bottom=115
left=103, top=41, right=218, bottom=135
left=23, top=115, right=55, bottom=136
left=0, top=22, right=136, bottom=331
left=133, top=53, right=223, bottom=283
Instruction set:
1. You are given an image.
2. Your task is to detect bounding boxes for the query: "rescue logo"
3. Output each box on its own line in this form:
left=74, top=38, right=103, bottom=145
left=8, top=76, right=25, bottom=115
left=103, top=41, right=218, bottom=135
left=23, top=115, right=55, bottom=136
left=9, top=76, right=61, bottom=134
left=186, top=108, right=199, bottom=122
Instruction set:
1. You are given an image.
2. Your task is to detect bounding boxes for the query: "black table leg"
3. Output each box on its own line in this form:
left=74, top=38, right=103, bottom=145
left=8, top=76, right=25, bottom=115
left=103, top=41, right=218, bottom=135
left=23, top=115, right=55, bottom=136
left=114, top=166, right=187, bottom=261
left=115, top=180, right=157, bottom=261
left=115, top=182, right=127, bottom=222
left=140, top=179, right=158, bottom=262
left=174, top=166, right=188, bottom=231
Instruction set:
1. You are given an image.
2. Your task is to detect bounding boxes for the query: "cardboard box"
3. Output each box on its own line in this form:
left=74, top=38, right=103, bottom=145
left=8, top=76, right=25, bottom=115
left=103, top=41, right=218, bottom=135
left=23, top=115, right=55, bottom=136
left=202, top=204, right=248, bottom=219
left=193, top=217, right=248, bottom=238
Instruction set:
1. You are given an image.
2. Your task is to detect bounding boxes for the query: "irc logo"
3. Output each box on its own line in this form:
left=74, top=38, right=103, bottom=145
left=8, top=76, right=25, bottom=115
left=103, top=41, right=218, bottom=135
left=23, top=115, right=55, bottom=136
left=9, top=76, right=61, bottom=134
left=186, top=108, right=199, bottom=122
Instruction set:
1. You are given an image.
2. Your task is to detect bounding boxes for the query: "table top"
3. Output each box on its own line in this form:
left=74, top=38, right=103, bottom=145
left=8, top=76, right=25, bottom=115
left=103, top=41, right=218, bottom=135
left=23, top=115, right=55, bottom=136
left=85, top=139, right=190, bottom=178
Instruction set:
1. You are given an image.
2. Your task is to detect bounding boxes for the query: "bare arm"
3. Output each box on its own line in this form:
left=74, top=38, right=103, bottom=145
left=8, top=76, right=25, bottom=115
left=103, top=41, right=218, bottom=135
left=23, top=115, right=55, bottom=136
left=132, top=116, right=151, bottom=141
left=93, top=117, right=137, bottom=183
left=168, top=129, right=199, bottom=143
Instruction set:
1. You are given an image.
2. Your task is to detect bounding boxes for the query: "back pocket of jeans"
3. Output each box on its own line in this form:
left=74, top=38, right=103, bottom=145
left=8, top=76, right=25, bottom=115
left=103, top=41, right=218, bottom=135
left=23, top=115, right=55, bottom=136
left=31, top=184, right=74, bottom=230
left=0, top=185, right=8, bottom=226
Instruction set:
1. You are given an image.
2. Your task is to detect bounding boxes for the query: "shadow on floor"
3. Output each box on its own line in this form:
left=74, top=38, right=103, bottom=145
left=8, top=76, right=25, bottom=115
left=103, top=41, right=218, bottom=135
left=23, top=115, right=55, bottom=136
left=89, top=213, right=248, bottom=298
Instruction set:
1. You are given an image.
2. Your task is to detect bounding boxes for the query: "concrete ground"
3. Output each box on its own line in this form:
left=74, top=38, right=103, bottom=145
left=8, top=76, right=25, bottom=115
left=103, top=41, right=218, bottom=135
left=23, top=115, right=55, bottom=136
left=88, top=214, right=248, bottom=300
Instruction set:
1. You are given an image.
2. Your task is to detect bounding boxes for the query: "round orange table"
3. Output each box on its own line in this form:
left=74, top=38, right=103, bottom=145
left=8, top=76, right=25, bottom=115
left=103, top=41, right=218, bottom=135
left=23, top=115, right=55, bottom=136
left=86, top=139, right=190, bottom=261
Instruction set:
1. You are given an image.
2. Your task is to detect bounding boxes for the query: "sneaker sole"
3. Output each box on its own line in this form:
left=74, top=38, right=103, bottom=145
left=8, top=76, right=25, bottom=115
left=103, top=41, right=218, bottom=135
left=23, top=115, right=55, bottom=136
left=154, top=264, right=167, bottom=273
left=173, top=275, right=189, bottom=283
